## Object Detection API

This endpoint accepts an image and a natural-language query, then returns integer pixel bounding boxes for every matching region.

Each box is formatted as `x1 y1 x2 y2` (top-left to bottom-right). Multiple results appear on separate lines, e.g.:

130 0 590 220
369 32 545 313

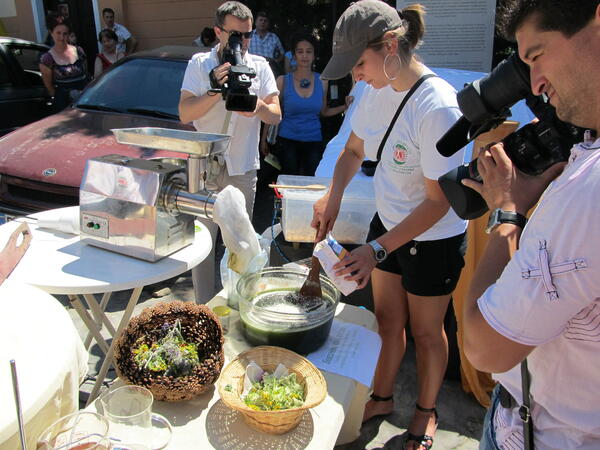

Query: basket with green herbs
114 301 224 401
218 346 327 434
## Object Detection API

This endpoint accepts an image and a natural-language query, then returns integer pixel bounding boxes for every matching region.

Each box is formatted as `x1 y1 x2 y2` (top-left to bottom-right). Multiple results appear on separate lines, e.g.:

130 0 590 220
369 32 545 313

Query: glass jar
235 267 340 354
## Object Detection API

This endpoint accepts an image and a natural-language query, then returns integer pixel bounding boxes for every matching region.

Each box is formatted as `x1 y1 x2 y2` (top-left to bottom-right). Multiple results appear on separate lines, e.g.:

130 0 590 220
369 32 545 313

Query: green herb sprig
133 319 200 377
244 372 305 411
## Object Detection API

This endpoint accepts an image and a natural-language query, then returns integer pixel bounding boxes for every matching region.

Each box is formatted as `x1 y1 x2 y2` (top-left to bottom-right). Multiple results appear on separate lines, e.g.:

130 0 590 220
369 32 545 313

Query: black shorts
366 213 467 296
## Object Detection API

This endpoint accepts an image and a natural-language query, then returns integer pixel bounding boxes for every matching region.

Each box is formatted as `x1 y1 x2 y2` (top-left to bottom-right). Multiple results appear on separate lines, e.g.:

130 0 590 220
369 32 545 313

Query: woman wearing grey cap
311 1 467 448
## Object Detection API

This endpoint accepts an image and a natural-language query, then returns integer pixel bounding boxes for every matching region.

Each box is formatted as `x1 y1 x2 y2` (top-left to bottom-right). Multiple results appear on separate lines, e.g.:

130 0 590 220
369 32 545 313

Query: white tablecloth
0 280 88 449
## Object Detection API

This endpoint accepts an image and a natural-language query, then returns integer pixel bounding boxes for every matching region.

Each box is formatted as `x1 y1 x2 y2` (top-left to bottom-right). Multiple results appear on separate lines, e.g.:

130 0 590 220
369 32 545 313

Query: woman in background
39 16 88 112
267 33 349 175
94 29 125 78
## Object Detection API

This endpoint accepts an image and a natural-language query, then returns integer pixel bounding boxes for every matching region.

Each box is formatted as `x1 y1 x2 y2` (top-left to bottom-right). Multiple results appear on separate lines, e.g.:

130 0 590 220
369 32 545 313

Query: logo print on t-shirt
393 143 409 165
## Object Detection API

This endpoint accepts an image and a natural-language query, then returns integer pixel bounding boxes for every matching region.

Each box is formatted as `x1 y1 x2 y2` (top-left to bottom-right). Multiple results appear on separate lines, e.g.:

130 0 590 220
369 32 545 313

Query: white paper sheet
307 319 381 387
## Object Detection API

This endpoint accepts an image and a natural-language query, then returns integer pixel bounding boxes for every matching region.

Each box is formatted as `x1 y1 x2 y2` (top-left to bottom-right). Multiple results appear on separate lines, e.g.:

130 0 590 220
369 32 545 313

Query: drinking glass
100 385 171 450
37 411 111 449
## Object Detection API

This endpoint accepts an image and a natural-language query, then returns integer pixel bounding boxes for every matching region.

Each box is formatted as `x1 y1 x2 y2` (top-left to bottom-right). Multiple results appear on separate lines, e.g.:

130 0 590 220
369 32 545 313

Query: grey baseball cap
322 0 403 80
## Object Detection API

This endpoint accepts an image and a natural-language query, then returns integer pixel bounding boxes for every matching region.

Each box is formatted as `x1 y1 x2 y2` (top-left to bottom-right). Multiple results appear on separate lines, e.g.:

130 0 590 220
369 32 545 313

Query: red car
0 46 197 221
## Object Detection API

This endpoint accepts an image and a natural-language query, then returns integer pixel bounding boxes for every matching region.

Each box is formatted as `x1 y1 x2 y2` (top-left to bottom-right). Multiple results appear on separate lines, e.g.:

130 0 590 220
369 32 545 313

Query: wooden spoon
299 255 322 299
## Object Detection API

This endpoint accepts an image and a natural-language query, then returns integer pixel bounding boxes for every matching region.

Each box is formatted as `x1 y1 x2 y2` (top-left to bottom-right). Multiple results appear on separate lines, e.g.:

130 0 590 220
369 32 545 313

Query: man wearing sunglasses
179 1 281 303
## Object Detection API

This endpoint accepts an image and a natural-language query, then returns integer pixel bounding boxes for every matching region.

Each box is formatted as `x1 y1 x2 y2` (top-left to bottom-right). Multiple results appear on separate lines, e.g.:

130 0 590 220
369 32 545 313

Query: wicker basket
218 346 327 434
114 301 224 402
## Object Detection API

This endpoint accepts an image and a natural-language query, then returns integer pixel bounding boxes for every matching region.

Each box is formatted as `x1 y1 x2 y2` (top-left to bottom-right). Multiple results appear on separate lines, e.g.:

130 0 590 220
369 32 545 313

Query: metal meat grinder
79 127 230 262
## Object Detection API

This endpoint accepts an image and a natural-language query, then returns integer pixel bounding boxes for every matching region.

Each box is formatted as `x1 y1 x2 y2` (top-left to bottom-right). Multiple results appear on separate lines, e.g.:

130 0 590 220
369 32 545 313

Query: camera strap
520 359 535 450
221 110 232 134
376 73 437 163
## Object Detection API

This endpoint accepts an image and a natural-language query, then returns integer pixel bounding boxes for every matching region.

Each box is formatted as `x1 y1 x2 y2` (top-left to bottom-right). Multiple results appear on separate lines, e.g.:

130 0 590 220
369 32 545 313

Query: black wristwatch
486 208 528 234
368 240 387 263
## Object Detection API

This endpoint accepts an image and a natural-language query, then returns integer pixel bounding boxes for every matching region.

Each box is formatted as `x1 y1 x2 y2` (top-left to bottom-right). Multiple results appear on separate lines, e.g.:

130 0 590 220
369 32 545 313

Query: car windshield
77 58 187 119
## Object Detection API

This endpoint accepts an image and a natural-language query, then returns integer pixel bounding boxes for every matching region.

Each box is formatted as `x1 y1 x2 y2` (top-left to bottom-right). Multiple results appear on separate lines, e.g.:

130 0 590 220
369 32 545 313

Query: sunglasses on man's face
218 27 252 39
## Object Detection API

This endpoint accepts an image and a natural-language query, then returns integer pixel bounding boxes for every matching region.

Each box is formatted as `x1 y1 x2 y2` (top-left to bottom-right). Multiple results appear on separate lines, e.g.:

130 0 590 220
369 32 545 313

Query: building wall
124 0 221 50
3 0 220 51
2 1 36 41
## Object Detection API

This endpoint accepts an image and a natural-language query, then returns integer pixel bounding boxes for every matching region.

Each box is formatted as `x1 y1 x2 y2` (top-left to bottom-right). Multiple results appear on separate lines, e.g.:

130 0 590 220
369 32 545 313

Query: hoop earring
383 53 402 81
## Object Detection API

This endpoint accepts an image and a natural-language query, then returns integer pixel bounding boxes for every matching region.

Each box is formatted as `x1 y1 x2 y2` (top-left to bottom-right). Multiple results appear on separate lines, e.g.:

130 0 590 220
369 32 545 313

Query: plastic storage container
277 175 375 244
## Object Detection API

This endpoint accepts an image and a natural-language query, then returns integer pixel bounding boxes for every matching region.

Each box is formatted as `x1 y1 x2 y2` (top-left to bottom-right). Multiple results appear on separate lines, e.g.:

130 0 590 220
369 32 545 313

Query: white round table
1 206 213 404
0 279 88 449
5 207 212 294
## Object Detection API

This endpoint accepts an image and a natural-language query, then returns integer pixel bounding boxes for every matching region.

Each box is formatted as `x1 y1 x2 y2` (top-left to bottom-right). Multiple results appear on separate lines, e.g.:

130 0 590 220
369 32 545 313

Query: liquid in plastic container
276 175 375 244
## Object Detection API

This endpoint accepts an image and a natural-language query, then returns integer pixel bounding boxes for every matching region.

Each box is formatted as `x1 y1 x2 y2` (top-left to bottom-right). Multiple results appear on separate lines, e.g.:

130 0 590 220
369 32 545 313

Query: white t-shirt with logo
351 70 467 241
180 45 279 176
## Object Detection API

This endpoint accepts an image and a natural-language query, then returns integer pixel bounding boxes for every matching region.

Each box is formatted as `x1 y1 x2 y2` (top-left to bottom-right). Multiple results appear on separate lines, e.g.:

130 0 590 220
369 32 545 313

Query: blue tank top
278 72 323 142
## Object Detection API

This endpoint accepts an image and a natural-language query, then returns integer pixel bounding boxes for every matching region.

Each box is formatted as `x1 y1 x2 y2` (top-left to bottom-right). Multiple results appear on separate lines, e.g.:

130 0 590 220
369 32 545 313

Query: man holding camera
461 1 600 448
179 1 280 305
179 1 281 218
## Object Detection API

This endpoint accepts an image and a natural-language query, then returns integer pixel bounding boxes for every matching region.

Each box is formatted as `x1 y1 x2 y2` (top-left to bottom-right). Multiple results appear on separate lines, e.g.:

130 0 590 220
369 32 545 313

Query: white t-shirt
180 45 279 176
351 70 467 241
111 23 131 53
478 140 600 449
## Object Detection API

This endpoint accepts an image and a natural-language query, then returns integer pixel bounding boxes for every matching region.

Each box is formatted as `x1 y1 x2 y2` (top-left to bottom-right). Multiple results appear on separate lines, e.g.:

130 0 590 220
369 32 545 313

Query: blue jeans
479 385 502 450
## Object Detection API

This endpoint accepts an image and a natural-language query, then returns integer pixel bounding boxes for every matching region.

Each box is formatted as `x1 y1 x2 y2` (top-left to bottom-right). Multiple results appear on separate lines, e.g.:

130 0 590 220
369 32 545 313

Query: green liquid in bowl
239 288 336 354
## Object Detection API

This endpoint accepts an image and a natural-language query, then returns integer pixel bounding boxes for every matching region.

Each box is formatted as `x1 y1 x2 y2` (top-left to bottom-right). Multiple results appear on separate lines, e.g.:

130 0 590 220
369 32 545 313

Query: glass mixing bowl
235 267 340 354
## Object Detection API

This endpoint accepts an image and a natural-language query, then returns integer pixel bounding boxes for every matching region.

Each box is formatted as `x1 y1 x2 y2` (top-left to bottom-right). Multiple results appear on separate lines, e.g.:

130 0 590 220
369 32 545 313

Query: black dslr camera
210 31 257 112
436 54 587 220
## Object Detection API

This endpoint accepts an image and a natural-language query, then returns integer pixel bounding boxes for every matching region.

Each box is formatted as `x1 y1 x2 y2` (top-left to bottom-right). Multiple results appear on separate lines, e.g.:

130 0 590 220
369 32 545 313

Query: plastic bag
220 233 270 309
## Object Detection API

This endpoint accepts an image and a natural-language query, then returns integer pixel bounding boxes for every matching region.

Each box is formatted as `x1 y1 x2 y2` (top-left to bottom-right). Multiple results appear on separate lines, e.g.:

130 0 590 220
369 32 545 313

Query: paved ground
54 180 485 449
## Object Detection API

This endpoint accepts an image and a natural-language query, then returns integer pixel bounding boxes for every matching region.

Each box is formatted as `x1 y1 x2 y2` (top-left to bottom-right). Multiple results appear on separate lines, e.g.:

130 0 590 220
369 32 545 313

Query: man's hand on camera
209 63 231 88
462 142 566 215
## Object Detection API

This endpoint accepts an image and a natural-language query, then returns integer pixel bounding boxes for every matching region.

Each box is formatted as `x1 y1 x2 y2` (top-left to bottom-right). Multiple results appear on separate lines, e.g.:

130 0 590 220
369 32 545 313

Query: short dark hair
497 0 600 40
98 28 118 43
102 8 115 16
256 11 268 20
215 1 253 28
201 26 216 44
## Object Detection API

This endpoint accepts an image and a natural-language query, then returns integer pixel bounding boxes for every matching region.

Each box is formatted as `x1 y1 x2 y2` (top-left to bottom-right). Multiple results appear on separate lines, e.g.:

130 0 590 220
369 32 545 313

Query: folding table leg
86 285 143 406
68 294 110 355
84 293 117 337
84 292 112 348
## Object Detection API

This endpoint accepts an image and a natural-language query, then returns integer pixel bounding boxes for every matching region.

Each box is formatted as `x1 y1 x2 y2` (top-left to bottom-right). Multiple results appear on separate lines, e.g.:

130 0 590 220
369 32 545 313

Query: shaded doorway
43 0 98 72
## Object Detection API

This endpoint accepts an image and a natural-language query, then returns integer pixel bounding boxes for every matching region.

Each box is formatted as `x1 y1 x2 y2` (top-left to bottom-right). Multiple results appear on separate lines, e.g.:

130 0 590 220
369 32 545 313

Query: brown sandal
404 404 439 450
